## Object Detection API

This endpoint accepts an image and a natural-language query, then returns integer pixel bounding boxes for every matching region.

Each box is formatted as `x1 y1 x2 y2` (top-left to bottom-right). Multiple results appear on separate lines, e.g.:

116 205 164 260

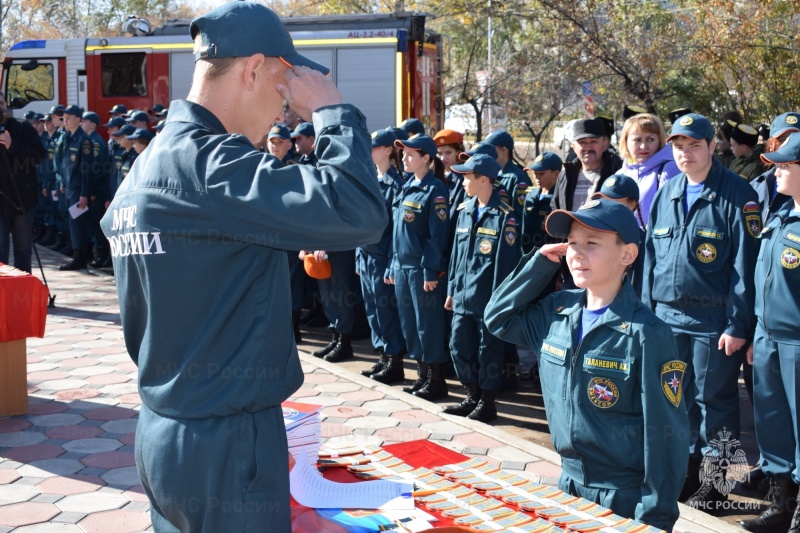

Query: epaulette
500 200 513 211
457 201 469 211
497 203 511 214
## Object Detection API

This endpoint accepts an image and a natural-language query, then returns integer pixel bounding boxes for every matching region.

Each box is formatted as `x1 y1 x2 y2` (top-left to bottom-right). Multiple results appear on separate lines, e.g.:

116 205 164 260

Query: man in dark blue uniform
291 121 317 166
521 152 561 254
100 3 386 532
81 111 111 267
57 105 94 271
642 113 761 509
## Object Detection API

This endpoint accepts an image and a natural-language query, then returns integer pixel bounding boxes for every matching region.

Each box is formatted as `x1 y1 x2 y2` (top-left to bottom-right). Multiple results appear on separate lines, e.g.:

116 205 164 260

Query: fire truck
1 12 443 134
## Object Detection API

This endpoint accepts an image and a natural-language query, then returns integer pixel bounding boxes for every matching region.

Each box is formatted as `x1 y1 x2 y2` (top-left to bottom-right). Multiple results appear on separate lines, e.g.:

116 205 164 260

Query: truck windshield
5 62 54 109
102 53 147 97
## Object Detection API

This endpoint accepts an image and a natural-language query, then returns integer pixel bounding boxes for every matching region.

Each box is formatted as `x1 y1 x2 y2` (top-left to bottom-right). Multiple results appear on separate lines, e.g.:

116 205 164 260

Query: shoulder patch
746 214 763 239
743 201 760 213
661 360 686 407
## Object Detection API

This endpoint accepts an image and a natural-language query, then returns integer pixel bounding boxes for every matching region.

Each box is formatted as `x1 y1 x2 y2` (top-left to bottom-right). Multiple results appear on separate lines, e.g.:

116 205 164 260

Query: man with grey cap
100 2 386 532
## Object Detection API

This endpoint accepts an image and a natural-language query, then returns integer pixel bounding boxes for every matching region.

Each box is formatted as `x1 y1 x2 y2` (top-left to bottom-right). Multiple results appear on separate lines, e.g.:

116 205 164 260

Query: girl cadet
738 133 800 533
359 129 407 384
386 134 451 400
617 113 680 227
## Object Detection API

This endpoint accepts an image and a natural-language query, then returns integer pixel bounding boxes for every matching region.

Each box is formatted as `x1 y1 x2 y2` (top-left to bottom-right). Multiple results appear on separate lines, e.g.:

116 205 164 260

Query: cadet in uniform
642 114 761 507
520 152 561 254
110 125 137 200
100 3 387 531
738 134 800 533
752 113 799 224
729 123 766 181
443 154 519 421
36 115 60 247
291 121 317 165
266 124 295 164
484 129 530 219
57 105 94 271
361 128 407 383
485 199 689 531
388 134 450 400
48 105 72 254
81 111 111 268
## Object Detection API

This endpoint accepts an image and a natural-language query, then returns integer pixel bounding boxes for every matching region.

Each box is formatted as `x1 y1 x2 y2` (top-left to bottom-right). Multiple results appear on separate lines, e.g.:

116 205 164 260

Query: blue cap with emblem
49 105 66 116
760 131 800 165
24 110 36 120
667 113 715 142
545 198 640 245
42 114 52 123
371 128 397 148
399 118 425 137
103 116 127 129
389 126 408 142
458 142 498 162
394 134 437 159
63 105 84 118
81 112 100 126
291 122 315 138
126 111 150 124
268 124 291 140
770 112 800 139
525 151 563 172
108 104 128 115
591 173 640 201
190 2 330 76
450 153 501 181
484 129 514 151
128 128 155 142
111 125 137 137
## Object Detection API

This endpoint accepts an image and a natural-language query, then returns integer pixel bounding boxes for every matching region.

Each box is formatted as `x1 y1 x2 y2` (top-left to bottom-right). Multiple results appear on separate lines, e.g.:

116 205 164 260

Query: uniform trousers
359 252 405 356
753 325 800 484
136 404 291 533
394 265 448 364
449 312 504 390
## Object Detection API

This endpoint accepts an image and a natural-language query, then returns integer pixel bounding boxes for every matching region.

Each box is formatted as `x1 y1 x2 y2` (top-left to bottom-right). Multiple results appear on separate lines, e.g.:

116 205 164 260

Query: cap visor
450 164 472 174
280 54 331 77
592 191 624 200
771 127 800 139
760 152 800 165
666 132 704 142
573 133 599 141
544 209 617 239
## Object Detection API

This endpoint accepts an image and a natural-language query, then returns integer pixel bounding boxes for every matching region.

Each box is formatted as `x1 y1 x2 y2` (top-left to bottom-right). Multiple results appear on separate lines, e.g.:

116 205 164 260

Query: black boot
401 362 429 393
442 384 481 416
685 481 728 515
38 225 57 246
742 464 770 495
372 354 405 384
468 389 498 422
414 363 449 401
739 478 798 532
789 490 800 533
362 348 386 377
291 310 303 344
679 456 703 502
325 333 354 362
313 331 339 358
59 248 86 271
89 249 109 268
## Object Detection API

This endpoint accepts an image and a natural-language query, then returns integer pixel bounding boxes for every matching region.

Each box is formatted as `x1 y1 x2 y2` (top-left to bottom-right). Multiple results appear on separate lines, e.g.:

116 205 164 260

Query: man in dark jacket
0 94 47 273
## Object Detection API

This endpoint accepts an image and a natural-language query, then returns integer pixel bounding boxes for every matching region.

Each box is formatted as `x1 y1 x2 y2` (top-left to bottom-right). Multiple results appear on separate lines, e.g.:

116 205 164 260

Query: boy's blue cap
108 104 127 115
450 153 501 180
770 112 800 139
458 142 498 162
525 152 563 172
190 2 330 76
389 126 408 141
592 173 640 201
42 114 53 123
546 198 640 245
111 125 137 137
128 128 155 142
667 113 714 142
103 116 127 129
155 119 167 132
484 130 514 151
24 111 37 120
267 124 291 140
154 108 168 118
371 128 397 148
399 118 425 136
150 104 166 114
395 133 437 159
760 132 800 165
126 111 150 124
291 122 315 138
49 105 66 115
81 112 100 125
63 105 84 117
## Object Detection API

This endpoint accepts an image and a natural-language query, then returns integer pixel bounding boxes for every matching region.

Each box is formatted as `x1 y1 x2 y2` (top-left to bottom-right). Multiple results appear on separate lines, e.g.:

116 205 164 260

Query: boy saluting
485 199 689 531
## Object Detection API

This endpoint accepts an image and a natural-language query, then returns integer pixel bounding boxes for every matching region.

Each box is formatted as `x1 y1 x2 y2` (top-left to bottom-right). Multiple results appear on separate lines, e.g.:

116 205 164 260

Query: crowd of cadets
28 104 167 270
22 99 799 527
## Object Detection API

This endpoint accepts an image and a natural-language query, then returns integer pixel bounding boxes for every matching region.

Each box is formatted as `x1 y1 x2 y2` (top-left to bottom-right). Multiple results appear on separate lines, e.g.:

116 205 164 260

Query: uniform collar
465 189 504 215
670 159 723 203
406 171 437 192
166 99 228 136
554 282 637 336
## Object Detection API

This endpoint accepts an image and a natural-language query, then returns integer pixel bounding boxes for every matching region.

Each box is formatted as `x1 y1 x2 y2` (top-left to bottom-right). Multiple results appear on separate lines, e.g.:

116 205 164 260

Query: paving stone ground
0 248 754 532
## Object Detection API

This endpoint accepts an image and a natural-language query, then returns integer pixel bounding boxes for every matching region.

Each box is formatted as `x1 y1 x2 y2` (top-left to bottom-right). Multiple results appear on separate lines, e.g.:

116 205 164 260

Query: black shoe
362 349 386 377
685 484 728 515
739 478 798 532
324 335 353 363
680 456 703 502
371 355 405 384
413 379 449 401
789 490 800 533
401 362 429 393
59 250 86 271
442 385 480 416
88 254 108 268
313 331 339 358
467 390 497 422
742 465 769 494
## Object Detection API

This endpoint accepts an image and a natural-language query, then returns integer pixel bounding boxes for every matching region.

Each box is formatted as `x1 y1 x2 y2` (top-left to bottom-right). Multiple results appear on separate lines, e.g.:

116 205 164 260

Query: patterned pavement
0 248 740 532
